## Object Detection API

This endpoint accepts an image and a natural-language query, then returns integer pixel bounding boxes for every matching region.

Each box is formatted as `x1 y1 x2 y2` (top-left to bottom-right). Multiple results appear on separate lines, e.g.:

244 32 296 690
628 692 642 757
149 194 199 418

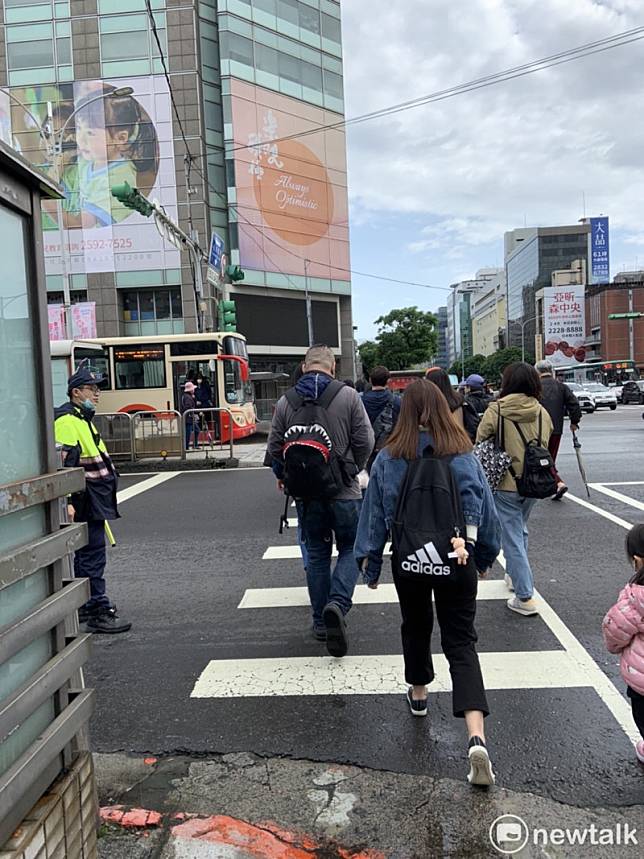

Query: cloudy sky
340 0 644 339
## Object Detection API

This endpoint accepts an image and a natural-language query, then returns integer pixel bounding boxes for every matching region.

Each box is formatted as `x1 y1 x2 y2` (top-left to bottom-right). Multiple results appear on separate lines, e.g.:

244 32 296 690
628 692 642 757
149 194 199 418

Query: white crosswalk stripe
263 542 392 560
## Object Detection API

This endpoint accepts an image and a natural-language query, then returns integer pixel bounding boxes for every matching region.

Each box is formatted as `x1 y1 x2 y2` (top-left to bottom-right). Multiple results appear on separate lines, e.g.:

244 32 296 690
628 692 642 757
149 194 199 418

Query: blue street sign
590 217 609 284
208 232 224 271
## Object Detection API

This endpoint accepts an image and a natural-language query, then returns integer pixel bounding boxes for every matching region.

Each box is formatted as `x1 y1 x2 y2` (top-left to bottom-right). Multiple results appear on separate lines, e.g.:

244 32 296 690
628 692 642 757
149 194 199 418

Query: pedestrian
343 379 356 389
602 524 644 765
54 367 131 633
195 373 213 409
534 360 581 500
181 381 199 449
267 344 374 654
354 380 501 786
464 374 492 416
426 367 480 441
476 363 553 617
362 365 400 472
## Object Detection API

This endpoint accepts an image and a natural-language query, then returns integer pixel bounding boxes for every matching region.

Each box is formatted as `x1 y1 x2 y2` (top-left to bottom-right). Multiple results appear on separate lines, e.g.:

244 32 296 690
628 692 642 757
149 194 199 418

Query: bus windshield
223 358 253 406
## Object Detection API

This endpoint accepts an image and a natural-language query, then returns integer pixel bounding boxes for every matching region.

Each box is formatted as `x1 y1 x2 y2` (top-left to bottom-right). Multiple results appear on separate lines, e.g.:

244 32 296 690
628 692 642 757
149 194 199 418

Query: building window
99 12 167 77
6 21 71 84
121 287 184 335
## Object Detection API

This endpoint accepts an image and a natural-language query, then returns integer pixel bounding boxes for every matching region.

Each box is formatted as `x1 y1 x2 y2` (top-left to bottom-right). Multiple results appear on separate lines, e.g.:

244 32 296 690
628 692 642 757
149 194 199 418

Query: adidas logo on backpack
401 541 453 576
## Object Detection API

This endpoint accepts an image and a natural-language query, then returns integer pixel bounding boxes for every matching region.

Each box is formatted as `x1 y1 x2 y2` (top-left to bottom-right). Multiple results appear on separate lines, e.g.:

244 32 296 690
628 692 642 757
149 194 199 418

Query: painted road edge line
496 551 640 744
191 650 588 698
588 483 644 513
117 473 179 504
565 491 633 531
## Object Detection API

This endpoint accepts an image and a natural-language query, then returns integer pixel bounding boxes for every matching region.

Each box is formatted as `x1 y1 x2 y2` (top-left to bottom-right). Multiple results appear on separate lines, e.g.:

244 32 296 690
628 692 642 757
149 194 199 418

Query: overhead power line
230 26 644 152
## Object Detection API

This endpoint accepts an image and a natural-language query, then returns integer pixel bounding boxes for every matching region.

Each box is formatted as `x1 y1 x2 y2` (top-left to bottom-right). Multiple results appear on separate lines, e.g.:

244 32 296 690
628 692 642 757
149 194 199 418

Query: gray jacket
267 378 375 500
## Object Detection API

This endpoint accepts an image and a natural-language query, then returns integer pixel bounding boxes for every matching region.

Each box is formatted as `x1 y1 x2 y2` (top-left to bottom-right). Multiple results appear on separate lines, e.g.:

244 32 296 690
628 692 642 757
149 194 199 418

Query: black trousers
627 686 644 739
393 563 489 718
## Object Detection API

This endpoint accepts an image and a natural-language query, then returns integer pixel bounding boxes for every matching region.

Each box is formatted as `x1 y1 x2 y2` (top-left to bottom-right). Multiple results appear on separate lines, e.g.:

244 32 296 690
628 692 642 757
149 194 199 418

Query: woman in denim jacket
355 381 501 786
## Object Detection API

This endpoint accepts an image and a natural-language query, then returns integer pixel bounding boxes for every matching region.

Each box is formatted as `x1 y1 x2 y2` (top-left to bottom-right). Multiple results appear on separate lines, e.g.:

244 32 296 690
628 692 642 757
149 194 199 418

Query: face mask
81 398 96 414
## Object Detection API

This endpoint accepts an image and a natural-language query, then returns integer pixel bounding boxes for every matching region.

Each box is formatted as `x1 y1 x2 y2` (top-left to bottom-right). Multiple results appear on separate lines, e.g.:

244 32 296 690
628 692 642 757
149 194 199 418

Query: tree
357 340 381 375
372 307 437 371
449 353 488 381
482 347 523 385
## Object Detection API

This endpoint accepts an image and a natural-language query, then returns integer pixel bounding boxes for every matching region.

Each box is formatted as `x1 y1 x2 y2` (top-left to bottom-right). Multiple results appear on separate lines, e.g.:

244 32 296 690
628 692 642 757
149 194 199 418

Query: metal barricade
254 398 277 422
132 410 182 460
181 408 235 462
94 412 135 462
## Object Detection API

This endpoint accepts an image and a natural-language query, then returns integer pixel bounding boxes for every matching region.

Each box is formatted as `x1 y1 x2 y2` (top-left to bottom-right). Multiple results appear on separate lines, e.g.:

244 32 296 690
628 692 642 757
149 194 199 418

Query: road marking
564 492 633 530
191 650 587 698
287 517 298 528
263 543 392 560
238 579 511 609
117 473 178 504
588 483 644 512
598 481 644 487
496 552 639 743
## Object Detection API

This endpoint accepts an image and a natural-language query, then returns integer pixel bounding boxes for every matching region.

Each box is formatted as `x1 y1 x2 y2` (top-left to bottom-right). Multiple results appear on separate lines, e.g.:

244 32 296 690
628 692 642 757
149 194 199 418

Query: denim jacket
354 434 501 584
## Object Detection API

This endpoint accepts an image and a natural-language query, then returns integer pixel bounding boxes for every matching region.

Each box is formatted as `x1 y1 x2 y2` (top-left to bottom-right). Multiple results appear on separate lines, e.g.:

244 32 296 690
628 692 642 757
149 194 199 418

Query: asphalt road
85 405 644 809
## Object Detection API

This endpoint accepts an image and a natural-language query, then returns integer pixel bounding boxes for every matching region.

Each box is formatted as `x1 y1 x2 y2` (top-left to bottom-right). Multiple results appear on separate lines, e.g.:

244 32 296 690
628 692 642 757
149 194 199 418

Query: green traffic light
110 182 153 217
218 299 237 332
226 265 245 282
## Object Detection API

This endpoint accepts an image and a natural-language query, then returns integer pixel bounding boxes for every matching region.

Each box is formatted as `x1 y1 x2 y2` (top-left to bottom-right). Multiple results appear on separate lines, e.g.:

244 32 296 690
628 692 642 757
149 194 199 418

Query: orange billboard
230 80 350 282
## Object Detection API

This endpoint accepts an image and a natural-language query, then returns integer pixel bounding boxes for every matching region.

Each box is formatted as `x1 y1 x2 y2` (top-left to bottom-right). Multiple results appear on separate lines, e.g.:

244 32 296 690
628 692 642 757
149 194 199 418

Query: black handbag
473 405 512 491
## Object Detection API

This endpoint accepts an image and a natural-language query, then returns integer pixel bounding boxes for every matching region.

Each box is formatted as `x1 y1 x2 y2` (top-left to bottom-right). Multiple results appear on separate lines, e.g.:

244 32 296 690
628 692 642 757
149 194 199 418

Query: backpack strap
316 378 345 408
285 388 304 409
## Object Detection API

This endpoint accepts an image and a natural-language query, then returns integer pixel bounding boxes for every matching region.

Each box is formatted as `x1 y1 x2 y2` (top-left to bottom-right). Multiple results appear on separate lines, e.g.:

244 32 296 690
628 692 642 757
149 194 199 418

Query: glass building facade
505 225 590 352
0 0 354 375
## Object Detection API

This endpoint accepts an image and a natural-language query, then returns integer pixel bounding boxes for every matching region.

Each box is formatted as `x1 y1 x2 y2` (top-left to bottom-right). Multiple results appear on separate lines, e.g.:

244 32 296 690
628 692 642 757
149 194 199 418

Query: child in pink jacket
602 524 644 765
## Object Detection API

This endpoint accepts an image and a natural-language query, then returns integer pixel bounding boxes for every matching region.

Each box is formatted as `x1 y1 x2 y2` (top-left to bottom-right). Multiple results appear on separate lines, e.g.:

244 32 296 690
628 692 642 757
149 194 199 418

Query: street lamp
451 282 483 381
0 85 134 333
513 314 539 363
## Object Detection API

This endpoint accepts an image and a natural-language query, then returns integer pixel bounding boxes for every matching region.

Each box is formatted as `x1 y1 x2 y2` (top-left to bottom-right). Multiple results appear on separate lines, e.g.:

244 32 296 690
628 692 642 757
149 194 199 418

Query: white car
566 382 595 414
583 383 617 410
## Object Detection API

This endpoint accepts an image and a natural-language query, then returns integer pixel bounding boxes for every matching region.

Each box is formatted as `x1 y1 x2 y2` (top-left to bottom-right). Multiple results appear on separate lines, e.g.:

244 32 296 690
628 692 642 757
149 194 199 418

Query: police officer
55 366 131 634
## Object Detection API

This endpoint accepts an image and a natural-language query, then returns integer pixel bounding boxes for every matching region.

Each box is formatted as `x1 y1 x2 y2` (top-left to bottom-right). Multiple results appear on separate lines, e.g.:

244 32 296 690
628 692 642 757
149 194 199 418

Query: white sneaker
504 573 514 592
467 737 495 786
506 596 539 616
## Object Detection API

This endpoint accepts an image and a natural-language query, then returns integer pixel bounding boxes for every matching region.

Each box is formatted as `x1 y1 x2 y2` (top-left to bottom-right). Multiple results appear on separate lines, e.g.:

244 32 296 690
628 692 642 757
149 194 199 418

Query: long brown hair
387 380 473 460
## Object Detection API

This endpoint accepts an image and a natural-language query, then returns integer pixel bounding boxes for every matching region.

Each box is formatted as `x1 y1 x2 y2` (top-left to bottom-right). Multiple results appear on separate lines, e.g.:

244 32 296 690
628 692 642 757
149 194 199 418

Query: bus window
51 357 70 404
223 335 248 359
114 346 166 389
75 346 110 387
223 359 252 405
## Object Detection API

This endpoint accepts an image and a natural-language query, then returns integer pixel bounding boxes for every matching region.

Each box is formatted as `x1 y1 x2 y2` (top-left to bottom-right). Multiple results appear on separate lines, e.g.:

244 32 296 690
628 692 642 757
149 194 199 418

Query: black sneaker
312 625 327 642
86 607 132 634
406 687 427 717
467 736 495 786
322 602 348 657
78 606 96 624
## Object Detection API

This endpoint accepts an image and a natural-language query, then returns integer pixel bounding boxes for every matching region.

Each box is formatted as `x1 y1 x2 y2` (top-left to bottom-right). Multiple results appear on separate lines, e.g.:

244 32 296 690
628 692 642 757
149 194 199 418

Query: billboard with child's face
4 76 180 273
230 79 350 283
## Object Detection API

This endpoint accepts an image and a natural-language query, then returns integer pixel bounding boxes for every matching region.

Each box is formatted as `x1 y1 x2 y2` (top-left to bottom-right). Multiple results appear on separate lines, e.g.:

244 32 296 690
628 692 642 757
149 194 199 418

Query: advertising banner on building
229 80 350 283
543 285 587 366
6 76 180 275
47 302 97 340
589 216 610 284
48 304 66 341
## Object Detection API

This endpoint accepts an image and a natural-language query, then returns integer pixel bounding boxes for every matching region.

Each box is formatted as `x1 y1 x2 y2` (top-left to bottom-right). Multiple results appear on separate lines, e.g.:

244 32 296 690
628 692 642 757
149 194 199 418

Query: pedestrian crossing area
190 511 639 745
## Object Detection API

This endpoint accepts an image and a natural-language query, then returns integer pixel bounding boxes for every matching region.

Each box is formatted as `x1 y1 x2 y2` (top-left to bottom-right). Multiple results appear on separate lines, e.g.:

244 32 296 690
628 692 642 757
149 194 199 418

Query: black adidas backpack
281 379 346 501
506 412 557 499
391 447 473 581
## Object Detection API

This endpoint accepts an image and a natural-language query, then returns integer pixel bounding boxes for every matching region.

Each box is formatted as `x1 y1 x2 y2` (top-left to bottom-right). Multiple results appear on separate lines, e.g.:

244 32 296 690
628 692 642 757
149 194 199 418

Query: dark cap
67 367 107 395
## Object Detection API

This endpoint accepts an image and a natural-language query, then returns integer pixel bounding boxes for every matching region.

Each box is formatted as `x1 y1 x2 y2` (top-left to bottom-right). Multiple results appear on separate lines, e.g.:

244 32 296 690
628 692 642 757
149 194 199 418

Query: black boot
86 607 132 634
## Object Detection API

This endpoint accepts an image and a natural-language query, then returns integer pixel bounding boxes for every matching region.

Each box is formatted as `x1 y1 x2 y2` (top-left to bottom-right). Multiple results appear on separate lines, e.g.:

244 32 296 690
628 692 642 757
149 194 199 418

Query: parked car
566 382 596 414
622 380 644 405
584 383 618 410
609 384 624 403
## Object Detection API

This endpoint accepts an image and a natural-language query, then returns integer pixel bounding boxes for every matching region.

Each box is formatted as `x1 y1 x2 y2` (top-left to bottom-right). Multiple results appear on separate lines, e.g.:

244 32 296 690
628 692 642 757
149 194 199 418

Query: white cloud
341 0 644 263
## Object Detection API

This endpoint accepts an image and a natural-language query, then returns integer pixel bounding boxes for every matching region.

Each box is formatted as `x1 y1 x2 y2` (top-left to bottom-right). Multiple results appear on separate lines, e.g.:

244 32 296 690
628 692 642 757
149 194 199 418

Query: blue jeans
494 490 537 600
185 419 199 449
296 499 362 628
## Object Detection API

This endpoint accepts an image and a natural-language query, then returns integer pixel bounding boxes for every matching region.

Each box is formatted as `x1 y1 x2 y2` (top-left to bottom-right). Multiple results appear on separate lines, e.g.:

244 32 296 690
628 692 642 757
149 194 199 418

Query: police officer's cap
67 367 107 395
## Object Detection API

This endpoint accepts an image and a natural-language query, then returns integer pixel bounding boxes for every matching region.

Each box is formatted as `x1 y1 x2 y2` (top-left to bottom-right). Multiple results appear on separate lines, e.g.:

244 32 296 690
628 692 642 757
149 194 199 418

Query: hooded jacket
476 394 553 493
54 402 119 521
602 582 644 696
266 371 375 500
361 388 401 426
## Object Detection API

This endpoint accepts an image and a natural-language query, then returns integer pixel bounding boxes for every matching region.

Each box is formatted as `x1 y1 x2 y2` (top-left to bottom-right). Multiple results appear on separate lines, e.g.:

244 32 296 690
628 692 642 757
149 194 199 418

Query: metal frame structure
0 141 95 848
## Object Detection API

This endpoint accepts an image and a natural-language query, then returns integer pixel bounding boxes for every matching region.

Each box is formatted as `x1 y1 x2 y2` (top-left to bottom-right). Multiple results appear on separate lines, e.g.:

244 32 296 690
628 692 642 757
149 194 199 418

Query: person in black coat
535 360 582 499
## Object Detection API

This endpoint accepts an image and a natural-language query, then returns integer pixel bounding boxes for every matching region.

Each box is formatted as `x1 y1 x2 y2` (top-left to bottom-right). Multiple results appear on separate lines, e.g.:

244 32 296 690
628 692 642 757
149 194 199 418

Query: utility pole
304 258 314 346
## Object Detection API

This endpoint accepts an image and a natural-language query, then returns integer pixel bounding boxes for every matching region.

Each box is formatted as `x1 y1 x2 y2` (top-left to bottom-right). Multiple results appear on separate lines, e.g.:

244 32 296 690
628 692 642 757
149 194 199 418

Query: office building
0 0 354 376
585 275 644 371
504 224 590 354
470 268 506 357
447 269 503 369
435 305 448 368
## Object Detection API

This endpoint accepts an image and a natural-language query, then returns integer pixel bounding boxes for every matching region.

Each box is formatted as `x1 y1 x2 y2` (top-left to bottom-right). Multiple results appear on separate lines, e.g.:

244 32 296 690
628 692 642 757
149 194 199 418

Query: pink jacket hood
602 582 644 696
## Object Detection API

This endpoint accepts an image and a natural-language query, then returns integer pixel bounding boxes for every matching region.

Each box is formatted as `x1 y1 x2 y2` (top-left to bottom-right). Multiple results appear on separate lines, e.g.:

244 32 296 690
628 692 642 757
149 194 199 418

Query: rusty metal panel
0 525 87 592
0 470 85 518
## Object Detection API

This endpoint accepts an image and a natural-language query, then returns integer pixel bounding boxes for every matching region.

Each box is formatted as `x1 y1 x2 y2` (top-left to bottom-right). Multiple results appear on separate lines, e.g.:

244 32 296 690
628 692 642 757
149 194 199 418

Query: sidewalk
95 751 642 858
118 439 268 472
